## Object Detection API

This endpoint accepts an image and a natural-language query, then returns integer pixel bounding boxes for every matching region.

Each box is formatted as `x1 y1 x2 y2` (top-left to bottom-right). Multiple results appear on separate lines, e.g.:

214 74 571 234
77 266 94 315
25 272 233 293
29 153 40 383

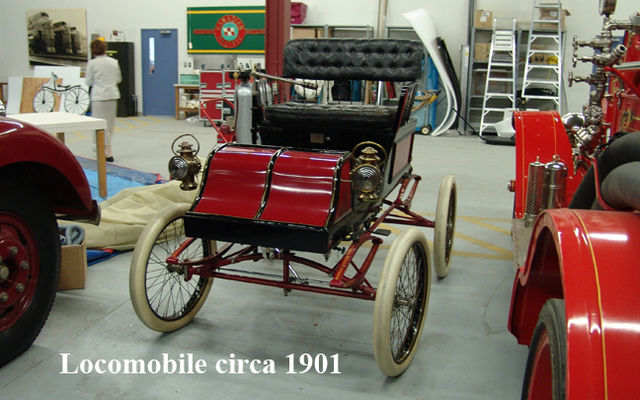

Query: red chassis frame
166 173 434 301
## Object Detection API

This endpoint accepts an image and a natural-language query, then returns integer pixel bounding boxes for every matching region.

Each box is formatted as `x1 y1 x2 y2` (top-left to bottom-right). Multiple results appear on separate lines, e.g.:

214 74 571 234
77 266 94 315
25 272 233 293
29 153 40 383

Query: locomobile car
129 38 457 376
0 108 100 366
507 0 640 398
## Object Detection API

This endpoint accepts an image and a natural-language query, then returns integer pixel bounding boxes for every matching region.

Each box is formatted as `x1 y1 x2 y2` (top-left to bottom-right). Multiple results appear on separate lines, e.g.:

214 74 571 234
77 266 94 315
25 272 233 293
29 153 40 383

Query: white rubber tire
433 175 457 278
373 228 431 376
129 203 213 332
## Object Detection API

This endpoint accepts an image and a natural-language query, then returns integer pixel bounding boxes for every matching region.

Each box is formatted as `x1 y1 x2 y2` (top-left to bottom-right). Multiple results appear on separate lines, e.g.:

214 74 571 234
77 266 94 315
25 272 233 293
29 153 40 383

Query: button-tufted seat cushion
260 39 423 151
282 39 424 82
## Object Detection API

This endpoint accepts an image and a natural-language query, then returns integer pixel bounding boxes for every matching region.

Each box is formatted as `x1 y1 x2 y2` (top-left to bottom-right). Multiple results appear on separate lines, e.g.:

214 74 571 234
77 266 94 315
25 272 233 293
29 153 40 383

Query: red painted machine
0 111 99 366
129 39 458 376
507 1 640 397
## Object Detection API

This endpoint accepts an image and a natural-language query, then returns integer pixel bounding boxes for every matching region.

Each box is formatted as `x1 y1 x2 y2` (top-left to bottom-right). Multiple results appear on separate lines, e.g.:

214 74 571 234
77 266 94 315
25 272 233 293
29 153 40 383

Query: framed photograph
26 9 88 67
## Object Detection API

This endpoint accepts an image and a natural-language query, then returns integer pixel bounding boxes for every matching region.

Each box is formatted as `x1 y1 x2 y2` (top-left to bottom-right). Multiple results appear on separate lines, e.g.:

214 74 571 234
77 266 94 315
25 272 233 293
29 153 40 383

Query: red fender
0 118 98 219
509 208 640 398
512 111 584 218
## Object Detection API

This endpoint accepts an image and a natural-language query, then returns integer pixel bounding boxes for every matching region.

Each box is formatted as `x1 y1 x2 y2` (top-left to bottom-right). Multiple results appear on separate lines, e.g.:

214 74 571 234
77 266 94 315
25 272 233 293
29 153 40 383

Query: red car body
0 117 98 366
507 7 640 398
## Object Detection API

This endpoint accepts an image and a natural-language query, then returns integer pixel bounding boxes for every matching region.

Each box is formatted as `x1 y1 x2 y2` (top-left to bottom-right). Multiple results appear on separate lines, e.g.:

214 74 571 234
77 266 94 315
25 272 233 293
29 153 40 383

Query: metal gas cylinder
542 158 567 210
235 80 253 144
524 159 545 226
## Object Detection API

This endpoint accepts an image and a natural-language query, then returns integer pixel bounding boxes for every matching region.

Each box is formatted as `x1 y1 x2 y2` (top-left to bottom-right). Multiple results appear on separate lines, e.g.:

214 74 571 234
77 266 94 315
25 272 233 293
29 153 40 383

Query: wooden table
10 112 108 198
174 84 200 119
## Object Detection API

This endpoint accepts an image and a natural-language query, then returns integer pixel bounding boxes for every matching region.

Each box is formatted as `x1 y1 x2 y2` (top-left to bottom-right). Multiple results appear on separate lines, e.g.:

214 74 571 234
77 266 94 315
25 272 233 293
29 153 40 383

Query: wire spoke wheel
33 89 55 113
434 175 457 278
63 87 90 114
130 203 213 332
374 228 431 376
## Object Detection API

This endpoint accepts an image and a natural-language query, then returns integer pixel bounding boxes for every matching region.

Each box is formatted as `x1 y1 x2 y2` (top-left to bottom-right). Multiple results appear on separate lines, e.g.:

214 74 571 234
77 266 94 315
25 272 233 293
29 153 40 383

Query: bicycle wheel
433 175 457 278
129 203 213 332
33 90 55 113
373 228 431 376
64 87 90 114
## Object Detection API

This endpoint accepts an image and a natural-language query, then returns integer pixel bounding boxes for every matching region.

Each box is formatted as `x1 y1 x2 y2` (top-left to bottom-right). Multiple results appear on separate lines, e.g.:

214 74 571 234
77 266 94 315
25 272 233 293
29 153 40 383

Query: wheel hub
0 213 38 328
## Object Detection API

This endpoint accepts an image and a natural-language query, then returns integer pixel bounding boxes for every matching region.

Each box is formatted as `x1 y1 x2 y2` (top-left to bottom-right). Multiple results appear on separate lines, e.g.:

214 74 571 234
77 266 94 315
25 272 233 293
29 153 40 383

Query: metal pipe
376 0 388 38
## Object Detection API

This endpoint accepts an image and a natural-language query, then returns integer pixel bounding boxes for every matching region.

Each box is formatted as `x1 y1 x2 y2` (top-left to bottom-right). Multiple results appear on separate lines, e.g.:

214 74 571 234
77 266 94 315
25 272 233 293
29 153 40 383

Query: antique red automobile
507 0 640 398
129 39 457 376
0 108 100 366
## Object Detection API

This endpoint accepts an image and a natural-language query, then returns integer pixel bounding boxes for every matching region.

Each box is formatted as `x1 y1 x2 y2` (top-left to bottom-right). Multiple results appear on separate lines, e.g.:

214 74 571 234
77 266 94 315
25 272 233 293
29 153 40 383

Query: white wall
1 0 637 115
477 0 639 114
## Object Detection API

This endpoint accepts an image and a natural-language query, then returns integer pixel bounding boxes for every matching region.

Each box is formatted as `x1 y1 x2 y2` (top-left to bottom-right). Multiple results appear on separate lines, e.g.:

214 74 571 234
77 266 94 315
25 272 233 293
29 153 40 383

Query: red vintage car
0 110 99 366
507 0 640 397
129 38 457 376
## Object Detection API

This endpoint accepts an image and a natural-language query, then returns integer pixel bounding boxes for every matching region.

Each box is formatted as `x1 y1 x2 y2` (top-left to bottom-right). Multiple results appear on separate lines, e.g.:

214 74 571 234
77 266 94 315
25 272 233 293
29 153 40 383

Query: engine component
542 158 567 210
524 159 545 226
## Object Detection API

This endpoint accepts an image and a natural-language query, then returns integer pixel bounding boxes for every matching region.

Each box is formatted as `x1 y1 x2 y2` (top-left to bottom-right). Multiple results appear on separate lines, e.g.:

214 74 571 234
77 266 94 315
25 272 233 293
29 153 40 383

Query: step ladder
479 18 517 138
521 0 563 112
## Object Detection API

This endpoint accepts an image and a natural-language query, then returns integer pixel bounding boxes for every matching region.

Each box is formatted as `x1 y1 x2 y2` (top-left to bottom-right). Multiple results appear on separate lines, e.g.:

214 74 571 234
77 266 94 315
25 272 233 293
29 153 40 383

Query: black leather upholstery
260 38 423 151
282 39 424 82
265 102 398 130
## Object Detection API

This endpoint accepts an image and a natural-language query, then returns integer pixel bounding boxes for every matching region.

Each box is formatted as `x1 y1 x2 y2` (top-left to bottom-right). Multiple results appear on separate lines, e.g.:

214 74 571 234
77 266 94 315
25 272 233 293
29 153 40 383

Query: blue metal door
141 29 177 115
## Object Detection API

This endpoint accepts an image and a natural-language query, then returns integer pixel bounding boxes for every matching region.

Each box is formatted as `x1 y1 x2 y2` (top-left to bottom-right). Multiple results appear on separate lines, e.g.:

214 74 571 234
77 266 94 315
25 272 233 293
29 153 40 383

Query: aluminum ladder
521 0 563 112
479 18 517 138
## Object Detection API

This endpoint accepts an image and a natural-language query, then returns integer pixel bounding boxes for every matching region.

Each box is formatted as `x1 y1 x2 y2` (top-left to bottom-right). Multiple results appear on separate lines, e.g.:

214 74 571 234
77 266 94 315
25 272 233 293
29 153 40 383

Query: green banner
187 6 265 54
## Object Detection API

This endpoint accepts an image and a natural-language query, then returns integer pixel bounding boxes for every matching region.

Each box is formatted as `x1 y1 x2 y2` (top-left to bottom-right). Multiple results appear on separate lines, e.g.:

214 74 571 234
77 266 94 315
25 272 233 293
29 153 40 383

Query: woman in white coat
86 38 121 162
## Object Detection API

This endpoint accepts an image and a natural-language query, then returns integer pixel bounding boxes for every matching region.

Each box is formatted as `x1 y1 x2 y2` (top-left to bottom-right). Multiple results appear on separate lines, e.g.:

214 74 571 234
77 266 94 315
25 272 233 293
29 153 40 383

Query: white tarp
404 8 458 136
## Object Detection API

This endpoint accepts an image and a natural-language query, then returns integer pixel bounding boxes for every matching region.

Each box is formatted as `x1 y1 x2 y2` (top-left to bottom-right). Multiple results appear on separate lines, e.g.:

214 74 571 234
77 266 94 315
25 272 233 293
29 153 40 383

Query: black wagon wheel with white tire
64 87 90 115
521 298 567 400
433 175 457 278
0 182 60 367
129 203 213 332
373 228 431 377
33 89 55 113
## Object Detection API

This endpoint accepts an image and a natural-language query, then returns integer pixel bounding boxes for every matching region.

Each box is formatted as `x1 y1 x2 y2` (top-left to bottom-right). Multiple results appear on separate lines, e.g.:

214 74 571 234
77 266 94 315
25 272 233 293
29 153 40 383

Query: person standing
86 38 121 162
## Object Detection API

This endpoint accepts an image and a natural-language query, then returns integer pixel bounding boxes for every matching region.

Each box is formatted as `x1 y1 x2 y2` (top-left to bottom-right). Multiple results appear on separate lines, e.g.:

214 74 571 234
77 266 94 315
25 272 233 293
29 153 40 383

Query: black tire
0 183 60 367
521 298 567 400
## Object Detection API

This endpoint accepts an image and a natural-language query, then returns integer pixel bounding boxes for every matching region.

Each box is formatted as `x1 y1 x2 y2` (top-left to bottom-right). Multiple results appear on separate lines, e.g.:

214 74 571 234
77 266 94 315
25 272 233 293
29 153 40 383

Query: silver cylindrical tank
524 159 545 226
235 81 253 144
542 159 567 210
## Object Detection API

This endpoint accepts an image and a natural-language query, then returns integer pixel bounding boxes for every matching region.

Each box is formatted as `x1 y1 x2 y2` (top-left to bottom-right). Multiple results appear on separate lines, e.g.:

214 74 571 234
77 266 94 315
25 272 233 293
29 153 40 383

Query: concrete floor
0 116 527 399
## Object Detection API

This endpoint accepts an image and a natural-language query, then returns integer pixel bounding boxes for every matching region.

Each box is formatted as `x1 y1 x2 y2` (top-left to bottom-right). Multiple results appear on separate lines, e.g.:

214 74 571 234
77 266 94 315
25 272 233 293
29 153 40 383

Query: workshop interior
0 0 639 398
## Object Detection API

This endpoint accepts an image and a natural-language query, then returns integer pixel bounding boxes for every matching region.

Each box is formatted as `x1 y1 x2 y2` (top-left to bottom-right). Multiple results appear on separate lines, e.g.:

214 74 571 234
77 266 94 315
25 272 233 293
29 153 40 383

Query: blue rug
76 156 165 200
73 157 165 265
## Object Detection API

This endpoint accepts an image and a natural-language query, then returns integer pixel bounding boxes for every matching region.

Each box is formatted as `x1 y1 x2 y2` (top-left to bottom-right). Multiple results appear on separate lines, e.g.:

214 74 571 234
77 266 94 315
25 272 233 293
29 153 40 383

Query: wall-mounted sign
187 6 265 54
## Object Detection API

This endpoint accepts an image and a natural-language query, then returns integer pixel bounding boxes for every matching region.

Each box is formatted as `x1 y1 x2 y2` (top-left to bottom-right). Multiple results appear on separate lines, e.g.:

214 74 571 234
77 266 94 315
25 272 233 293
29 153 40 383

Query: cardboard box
474 10 493 29
474 42 491 62
58 238 87 290
537 8 569 30
291 27 332 39
291 27 317 39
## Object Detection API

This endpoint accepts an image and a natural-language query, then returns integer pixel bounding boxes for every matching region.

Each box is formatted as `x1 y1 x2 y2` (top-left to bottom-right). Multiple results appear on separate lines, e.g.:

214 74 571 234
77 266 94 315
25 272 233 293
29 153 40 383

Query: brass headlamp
351 141 387 202
168 134 202 191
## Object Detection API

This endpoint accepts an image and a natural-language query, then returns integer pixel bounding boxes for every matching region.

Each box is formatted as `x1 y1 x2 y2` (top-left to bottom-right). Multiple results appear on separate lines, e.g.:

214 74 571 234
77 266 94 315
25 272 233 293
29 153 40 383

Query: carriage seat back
282 38 424 82
260 39 424 151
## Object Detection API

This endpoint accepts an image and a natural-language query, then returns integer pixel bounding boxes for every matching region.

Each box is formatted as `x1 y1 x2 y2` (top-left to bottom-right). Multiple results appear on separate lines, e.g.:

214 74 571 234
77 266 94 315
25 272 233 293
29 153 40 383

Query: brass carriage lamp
351 142 387 202
168 140 201 191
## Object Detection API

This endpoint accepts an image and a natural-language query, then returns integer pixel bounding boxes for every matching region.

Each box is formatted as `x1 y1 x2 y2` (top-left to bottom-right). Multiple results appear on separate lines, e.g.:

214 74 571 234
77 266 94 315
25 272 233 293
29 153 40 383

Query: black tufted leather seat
259 39 424 151
282 39 424 82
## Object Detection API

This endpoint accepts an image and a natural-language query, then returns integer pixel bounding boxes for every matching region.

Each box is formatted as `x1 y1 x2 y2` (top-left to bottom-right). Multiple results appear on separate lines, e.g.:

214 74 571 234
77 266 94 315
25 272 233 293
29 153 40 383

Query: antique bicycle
33 72 90 114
